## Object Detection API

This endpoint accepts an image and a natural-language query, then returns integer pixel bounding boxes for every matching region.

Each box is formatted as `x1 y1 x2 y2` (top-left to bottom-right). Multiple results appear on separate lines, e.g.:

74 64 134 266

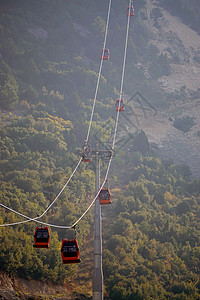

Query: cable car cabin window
62 241 78 257
33 227 50 248
101 49 109 60
115 99 125 111
99 189 110 200
35 229 49 242
126 5 134 16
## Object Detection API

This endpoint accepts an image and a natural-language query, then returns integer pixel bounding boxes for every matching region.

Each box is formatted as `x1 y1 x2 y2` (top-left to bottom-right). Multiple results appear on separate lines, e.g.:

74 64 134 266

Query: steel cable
0 0 132 229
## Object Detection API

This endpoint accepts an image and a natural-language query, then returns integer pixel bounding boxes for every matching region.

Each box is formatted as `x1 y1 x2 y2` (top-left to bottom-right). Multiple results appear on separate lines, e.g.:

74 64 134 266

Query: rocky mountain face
123 0 200 178
0 271 77 300
0 1 200 299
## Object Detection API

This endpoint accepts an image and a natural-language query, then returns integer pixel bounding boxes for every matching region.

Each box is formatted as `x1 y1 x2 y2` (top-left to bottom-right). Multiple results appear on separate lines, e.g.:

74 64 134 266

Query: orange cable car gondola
82 146 93 162
98 188 111 205
126 5 135 16
33 227 50 248
61 238 81 264
115 99 125 111
101 48 110 60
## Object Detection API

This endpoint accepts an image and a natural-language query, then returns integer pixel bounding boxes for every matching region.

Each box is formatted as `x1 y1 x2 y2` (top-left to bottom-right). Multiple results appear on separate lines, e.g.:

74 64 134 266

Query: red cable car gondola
101 49 110 60
126 5 135 16
33 227 50 248
115 99 125 111
98 188 111 205
61 238 81 264
82 146 93 162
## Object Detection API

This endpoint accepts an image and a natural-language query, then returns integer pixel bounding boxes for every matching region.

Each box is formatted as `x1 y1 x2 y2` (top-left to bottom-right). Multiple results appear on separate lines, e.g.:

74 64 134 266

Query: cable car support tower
93 144 113 300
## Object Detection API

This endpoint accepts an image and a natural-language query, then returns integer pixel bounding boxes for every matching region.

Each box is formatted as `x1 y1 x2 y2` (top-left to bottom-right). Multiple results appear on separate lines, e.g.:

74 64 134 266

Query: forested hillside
0 0 200 299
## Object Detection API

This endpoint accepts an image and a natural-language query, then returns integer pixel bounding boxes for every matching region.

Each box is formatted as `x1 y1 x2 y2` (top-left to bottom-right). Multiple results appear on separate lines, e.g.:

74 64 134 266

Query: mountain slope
0 0 200 299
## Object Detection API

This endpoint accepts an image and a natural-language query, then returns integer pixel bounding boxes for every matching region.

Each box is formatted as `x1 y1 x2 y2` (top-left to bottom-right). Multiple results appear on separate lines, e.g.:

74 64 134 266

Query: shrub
173 116 195 133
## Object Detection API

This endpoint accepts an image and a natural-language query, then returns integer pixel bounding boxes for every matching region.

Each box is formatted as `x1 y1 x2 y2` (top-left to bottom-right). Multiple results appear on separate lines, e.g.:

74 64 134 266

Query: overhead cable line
0 0 132 229
0 157 82 228
0 202 71 229
0 161 111 229
62 0 132 225
71 154 112 227
85 0 112 144
55 0 132 228
112 0 131 150
0 0 113 228
39 158 82 218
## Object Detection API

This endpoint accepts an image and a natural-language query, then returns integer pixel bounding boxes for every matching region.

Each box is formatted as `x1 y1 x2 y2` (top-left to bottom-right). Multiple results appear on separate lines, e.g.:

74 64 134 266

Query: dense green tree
0 1 199 298
0 73 18 109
